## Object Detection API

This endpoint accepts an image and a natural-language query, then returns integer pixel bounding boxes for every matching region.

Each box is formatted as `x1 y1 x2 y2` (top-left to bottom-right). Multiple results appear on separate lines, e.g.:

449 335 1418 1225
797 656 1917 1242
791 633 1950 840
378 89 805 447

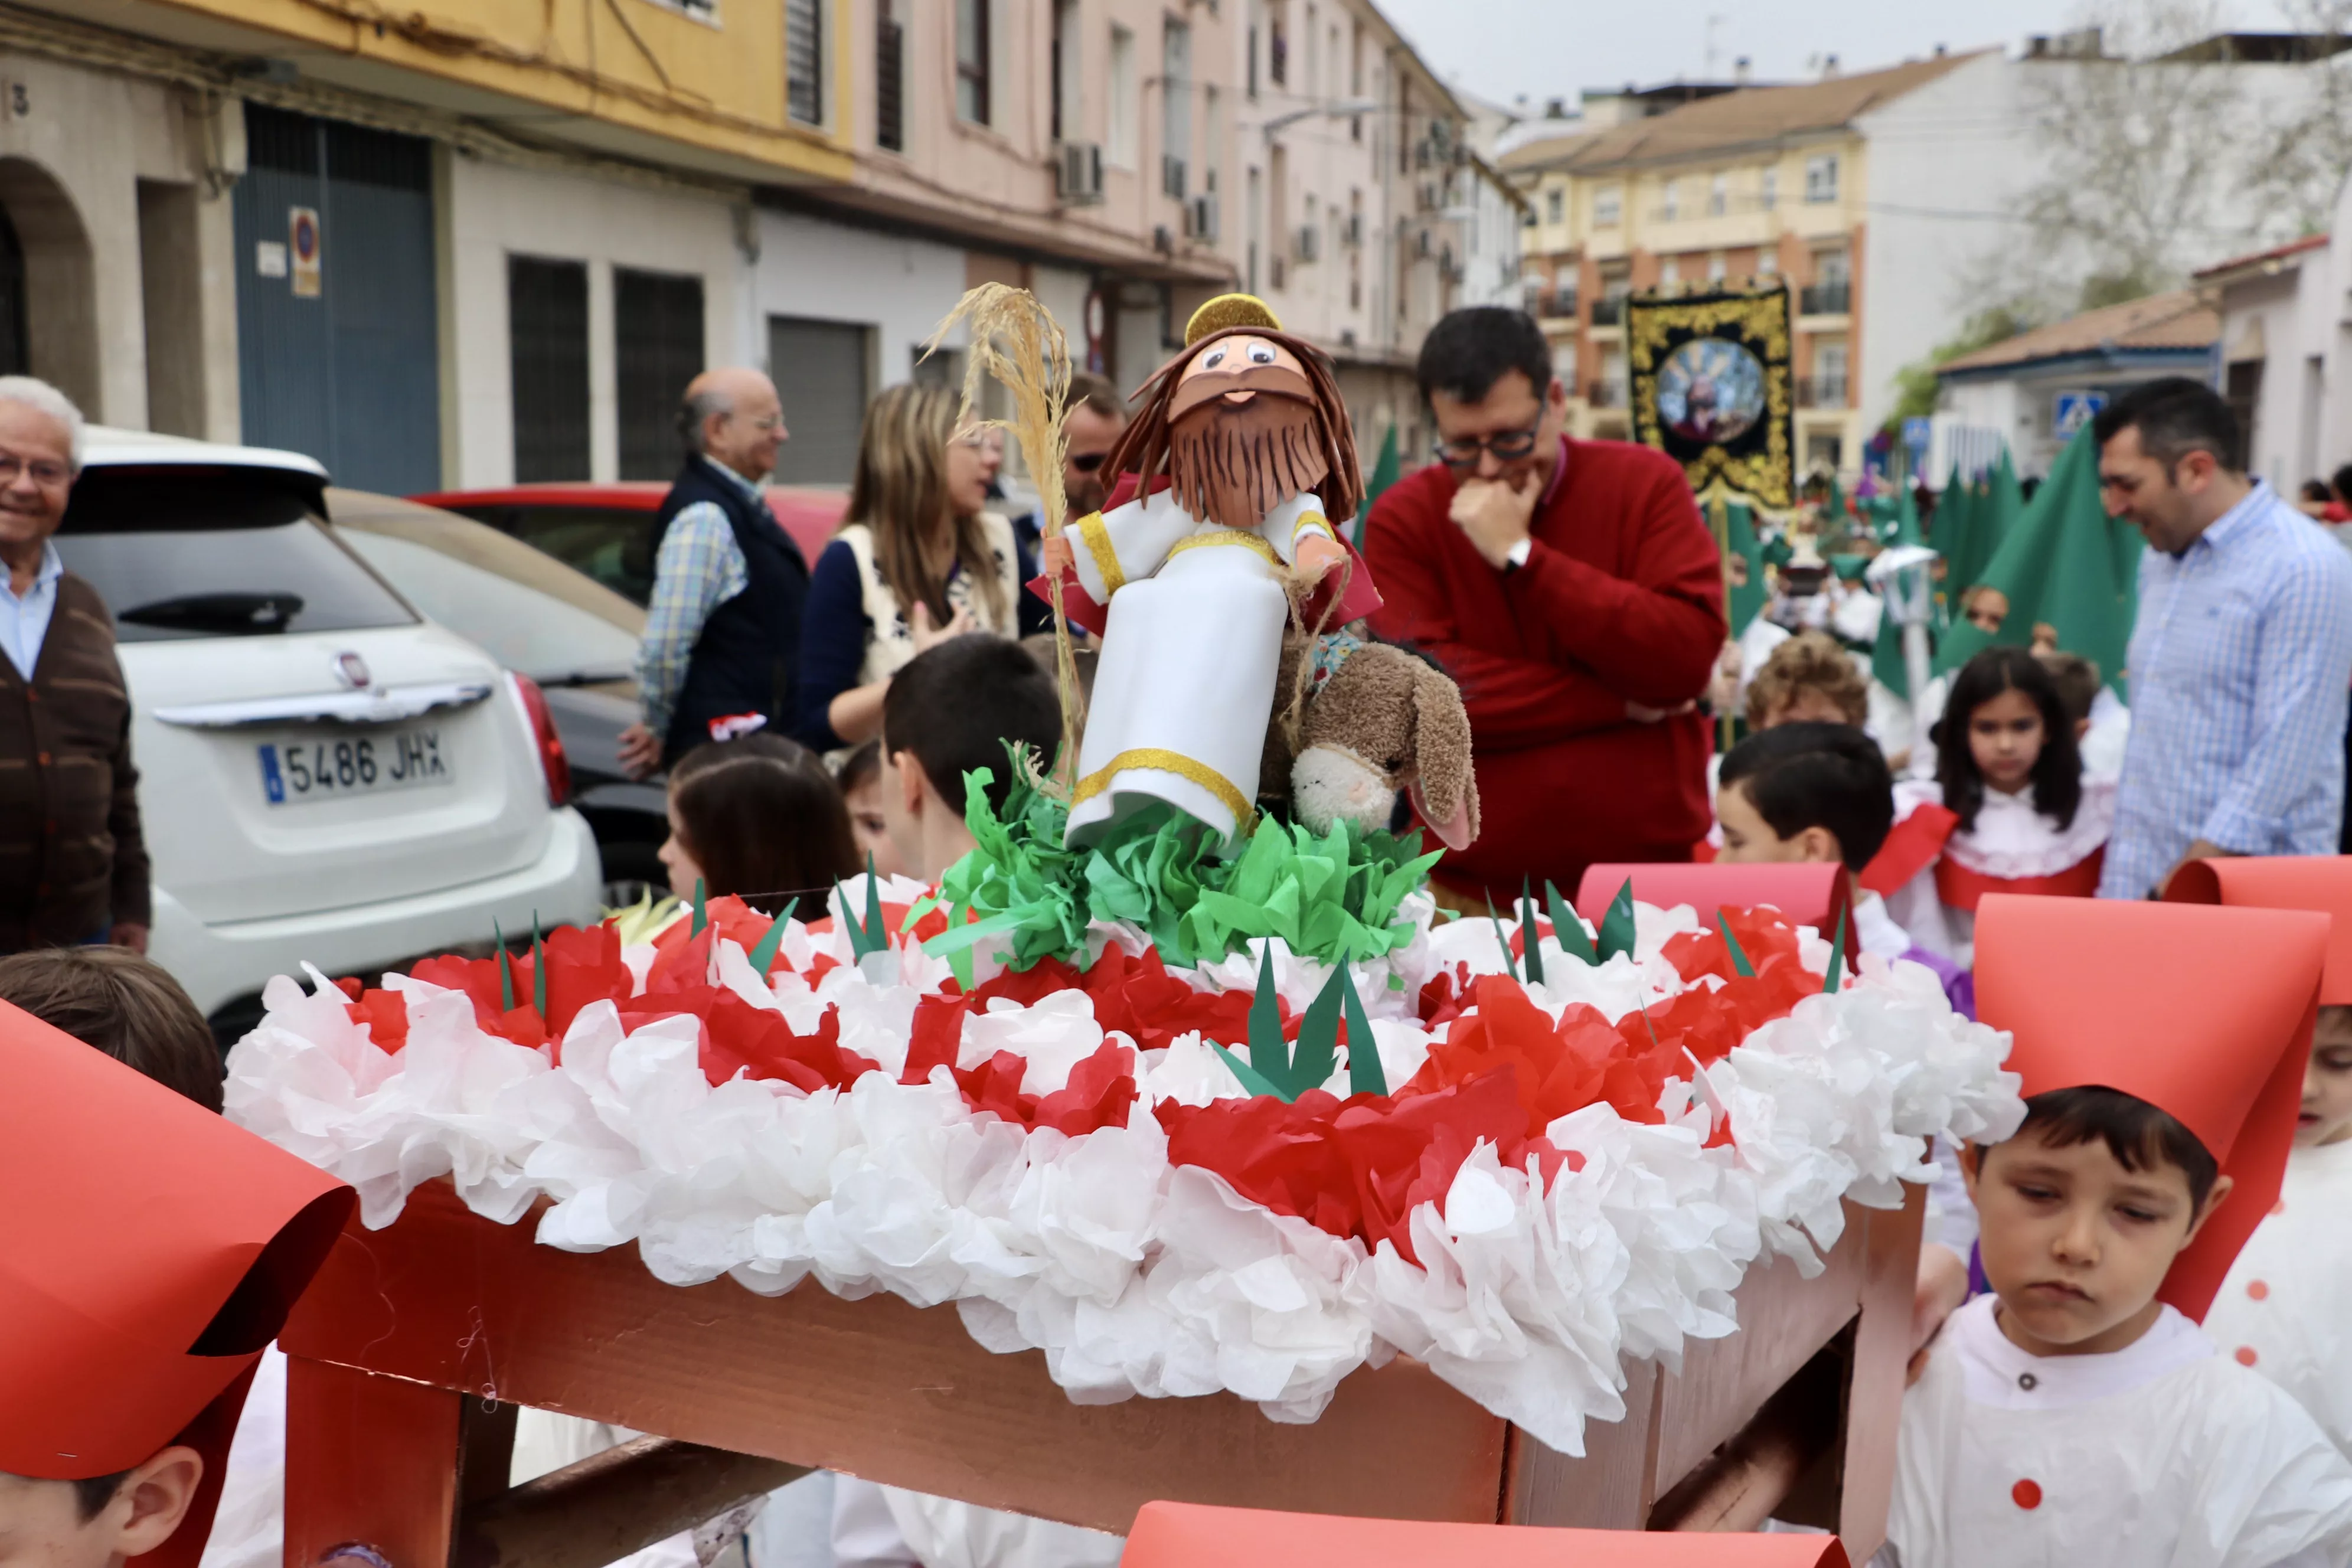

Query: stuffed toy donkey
1262 636 1481 850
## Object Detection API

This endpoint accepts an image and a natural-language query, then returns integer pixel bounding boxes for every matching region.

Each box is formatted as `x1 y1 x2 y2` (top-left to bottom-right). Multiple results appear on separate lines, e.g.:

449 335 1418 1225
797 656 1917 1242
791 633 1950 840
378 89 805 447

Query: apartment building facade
1503 55 1972 477
2 0 1495 495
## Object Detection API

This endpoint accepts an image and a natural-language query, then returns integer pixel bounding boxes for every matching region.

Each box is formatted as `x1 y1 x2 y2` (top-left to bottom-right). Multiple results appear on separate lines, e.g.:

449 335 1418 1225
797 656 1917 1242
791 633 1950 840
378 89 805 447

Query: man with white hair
616 367 807 777
0 376 148 953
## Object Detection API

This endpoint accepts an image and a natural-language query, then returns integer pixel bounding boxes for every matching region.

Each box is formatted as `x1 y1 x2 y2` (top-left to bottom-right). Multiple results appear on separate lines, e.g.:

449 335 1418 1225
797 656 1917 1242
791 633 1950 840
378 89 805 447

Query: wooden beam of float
279 1178 1920 1566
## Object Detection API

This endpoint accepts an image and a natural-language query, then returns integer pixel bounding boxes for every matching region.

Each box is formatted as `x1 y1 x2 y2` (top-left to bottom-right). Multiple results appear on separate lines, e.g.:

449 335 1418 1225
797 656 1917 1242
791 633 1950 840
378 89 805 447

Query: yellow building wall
156 0 854 181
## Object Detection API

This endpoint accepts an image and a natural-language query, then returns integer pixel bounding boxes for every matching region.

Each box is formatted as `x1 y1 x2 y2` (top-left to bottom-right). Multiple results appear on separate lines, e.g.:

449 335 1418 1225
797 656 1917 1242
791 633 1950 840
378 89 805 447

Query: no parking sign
289 206 322 299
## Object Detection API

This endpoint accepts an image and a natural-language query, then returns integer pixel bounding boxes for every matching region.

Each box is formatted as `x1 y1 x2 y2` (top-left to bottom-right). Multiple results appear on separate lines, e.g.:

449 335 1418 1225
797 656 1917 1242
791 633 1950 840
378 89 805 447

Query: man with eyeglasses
0 377 149 955
619 367 809 777
1363 307 1727 902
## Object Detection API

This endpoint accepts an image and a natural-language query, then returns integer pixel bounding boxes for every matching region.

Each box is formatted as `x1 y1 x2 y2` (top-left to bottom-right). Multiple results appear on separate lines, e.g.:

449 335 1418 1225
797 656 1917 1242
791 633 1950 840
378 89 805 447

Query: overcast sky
1376 0 2298 111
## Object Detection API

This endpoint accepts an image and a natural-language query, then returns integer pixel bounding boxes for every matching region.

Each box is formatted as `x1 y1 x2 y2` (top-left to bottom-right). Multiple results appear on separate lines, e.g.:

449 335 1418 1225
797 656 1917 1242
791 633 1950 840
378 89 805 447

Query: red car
410 482 848 607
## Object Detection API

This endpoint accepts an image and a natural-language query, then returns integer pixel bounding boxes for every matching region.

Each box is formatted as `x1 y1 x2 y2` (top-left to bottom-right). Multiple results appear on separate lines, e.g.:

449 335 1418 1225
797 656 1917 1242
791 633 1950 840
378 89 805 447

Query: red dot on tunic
2237 1346 2259 1367
2013 1479 2043 1510
2248 1280 2271 1301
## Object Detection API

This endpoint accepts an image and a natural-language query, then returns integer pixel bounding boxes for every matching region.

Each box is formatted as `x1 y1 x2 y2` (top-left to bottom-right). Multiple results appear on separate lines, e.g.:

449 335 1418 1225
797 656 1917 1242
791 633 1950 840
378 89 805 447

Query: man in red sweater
1366 308 1726 900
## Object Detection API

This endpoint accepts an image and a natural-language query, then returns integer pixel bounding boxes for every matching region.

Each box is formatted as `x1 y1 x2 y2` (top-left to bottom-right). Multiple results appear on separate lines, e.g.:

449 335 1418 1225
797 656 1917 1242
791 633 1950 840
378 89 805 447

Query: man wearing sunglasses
1063 371 1129 520
1363 307 1727 903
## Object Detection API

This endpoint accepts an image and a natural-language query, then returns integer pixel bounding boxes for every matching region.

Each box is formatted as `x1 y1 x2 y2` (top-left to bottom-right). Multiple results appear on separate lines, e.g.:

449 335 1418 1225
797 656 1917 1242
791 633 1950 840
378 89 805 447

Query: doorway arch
0 157 97 413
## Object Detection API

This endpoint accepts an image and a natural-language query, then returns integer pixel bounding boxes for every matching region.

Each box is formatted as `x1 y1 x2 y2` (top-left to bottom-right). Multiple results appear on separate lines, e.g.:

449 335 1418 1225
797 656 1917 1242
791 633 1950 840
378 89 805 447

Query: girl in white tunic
1876 648 2112 968
1886 896 2352 1568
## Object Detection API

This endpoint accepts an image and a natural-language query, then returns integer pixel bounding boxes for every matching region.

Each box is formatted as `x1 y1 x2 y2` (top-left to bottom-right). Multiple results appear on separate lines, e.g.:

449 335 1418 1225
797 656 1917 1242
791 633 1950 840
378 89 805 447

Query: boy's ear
1794 824 1844 865
1958 1142 1983 1203
109 1445 204 1559
2183 1172 2235 1249
892 749 928 816
2075 717 2092 743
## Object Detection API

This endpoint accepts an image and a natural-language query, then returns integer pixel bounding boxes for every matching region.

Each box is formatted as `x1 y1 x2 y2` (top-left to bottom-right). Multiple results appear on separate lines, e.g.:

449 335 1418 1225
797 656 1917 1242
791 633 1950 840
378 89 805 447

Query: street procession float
224 289 2021 1567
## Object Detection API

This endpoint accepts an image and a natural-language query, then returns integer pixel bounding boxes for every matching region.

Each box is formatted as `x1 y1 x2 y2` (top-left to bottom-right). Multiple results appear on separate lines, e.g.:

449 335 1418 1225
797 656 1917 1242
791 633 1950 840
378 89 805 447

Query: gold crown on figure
1184 293 1283 346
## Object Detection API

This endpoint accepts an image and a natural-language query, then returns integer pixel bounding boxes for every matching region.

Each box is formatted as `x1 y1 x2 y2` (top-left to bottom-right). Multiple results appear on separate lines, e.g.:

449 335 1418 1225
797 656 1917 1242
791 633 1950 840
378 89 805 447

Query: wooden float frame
277 1178 1920 1567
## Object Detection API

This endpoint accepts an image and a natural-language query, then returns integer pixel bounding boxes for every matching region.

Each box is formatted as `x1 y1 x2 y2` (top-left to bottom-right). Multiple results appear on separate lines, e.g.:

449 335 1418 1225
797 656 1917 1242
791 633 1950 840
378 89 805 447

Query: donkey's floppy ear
1403 661 1479 851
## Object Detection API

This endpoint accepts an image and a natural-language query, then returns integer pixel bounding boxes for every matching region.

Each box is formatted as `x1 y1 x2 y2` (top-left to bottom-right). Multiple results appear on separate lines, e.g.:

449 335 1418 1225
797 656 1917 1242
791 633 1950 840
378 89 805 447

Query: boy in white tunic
1885 894 2352 1568
1043 294 1362 851
2174 857 2352 1459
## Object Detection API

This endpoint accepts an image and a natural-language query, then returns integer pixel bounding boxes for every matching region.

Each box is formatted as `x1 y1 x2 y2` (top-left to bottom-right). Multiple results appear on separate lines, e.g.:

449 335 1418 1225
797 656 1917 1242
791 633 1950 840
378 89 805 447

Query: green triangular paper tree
1933 429 2141 694
1723 499 1768 635
1355 424 1401 549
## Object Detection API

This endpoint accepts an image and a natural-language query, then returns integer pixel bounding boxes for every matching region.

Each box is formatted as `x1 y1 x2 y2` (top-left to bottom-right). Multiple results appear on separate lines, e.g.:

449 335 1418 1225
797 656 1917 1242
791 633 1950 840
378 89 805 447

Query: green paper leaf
1716 910 1756 978
1212 1040 1289 1101
531 911 547 1017
1340 963 1386 1097
747 907 790 976
1294 966 1344 1093
494 919 515 1013
692 877 707 937
1519 878 1545 987
862 852 886 949
1247 945 1291 1093
1484 893 1522 983
1545 880 1598 965
1597 878 1638 963
1824 909 1848 994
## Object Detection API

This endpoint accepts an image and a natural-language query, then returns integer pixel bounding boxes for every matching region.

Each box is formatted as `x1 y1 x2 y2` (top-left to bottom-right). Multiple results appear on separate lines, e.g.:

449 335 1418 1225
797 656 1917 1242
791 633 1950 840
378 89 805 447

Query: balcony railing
1537 286 1579 319
1590 295 1626 327
1587 378 1626 409
1799 281 1851 316
1797 375 1850 409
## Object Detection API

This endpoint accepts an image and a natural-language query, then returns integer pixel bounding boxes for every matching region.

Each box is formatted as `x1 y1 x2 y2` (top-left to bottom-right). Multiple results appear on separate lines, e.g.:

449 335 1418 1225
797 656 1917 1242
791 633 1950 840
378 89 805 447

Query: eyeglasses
1434 421 1544 469
0 454 70 488
1070 452 1110 473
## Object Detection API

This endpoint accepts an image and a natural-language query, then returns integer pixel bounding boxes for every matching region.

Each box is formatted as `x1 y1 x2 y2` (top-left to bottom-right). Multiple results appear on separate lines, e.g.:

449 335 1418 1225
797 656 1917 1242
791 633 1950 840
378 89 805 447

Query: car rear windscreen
58 466 417 643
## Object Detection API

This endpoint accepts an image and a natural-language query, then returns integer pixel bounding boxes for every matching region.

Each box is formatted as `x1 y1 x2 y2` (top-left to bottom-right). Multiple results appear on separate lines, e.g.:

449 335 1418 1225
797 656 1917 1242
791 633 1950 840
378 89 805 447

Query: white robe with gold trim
1062 486 1337 848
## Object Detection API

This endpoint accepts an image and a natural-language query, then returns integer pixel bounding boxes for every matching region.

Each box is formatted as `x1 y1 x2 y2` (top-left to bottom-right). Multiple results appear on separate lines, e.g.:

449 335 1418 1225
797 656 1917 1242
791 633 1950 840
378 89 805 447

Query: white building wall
442 155 750 488
2226 269 2315 492
753 207 969 391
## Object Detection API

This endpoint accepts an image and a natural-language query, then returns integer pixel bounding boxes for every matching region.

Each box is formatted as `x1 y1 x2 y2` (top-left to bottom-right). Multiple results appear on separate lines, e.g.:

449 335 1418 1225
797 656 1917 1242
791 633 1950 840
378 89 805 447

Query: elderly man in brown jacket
0 378 147 952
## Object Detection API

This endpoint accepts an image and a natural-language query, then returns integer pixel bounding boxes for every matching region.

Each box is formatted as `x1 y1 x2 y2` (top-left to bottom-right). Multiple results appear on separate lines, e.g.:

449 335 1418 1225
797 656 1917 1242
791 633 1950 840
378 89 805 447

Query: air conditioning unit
1185 194 1219 243
1160 153 1188 201
1293 223 1320 263
1340 213 1363 247
1057 141 1105 205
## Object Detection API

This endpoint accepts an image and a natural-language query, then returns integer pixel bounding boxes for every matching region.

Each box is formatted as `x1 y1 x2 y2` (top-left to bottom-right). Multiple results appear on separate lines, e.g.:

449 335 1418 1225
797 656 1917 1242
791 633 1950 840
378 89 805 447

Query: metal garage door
615 268 704 480
767 315 871 484
234 106 441 494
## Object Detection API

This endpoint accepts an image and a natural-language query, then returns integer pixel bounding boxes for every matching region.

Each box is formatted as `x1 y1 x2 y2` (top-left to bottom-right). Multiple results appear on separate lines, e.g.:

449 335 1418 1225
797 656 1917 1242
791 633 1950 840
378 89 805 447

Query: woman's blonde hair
1745 630 1870 729
844 383 1009 631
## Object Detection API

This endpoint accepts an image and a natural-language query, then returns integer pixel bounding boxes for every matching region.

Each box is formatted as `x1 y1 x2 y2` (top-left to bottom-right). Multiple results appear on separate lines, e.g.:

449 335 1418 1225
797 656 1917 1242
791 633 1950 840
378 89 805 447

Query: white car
63 429 601 1037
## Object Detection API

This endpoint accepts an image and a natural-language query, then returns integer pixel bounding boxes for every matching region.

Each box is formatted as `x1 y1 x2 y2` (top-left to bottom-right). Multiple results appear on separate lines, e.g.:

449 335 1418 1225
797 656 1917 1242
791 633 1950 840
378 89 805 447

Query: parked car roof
410 480 848 564
80 424 331 481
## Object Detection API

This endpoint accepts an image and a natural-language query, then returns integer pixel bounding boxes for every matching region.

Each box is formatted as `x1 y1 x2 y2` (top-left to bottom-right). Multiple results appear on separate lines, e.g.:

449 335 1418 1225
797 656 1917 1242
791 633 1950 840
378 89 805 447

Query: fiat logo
331 651 371 690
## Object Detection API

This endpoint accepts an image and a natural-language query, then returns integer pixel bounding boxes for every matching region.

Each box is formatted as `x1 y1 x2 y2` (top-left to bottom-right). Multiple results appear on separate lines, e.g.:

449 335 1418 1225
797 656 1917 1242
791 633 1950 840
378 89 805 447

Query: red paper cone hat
0 999 351 1568
1122 1501 1850 1566
1973 894 2327 1321
2165 855 2352 1004
1576 863 1856 956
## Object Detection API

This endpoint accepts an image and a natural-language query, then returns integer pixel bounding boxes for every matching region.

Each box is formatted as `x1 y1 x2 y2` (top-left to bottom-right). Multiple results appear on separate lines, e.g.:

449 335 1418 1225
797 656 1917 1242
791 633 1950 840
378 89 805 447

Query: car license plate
256 729 454 806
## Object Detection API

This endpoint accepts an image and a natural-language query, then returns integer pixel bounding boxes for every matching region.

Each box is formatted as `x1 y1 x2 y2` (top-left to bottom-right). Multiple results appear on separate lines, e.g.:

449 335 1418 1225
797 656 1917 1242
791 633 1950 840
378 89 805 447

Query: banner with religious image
1626 282 1796 510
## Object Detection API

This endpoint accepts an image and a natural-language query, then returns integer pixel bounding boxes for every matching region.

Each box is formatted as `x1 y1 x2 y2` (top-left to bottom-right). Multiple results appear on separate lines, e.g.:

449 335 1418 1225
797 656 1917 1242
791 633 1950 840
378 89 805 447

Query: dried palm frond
923 286 1083 795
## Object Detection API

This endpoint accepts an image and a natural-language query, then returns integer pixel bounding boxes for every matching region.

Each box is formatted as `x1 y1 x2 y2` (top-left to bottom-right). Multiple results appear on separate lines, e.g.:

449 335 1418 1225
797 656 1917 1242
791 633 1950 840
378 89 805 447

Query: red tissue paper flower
1407 976 1679 1131
901 995 1139 1135
1158 1066 1567 1265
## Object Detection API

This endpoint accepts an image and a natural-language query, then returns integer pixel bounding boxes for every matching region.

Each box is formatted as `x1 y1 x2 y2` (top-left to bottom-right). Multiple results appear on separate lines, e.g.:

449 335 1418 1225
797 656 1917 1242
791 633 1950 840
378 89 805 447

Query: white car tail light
507 672 571 806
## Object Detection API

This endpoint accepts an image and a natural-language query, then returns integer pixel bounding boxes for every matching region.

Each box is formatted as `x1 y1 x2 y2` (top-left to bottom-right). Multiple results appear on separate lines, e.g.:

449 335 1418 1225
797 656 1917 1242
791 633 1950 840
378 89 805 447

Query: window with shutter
766 316 873 485
876 0 904 152
613 268 704 482
508 256 590 483
786 0 824 125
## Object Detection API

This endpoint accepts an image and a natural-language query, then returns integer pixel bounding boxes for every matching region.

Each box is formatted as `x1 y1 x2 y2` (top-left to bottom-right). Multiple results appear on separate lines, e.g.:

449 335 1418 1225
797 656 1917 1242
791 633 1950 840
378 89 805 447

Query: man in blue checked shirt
617 367 808 778
2095 377 2352 899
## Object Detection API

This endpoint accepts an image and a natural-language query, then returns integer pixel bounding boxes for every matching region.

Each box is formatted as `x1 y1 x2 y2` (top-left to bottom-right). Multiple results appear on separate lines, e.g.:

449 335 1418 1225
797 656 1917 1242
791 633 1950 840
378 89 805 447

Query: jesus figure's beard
1165 396 1331 535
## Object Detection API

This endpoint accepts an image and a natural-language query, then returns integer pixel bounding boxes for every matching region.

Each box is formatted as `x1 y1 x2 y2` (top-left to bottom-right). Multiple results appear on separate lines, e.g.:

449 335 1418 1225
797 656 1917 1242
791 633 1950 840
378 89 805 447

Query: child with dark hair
834 740 907 881
0 946 221 1111
879 634 1062 883
1871 648 2112 968
659 734 860 913
1714 722 1923 962
1887 896 2352 1566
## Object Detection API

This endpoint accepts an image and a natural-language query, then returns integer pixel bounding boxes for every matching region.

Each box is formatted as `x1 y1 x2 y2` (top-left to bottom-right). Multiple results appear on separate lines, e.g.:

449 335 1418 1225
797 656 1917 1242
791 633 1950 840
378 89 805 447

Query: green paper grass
1483 893 1521 983
494 919 515 1012
834 854 891 962
747 909 789 975
1716 910 1756 978
1596 877 1638 963
1823 909 1848 994
531 911 547 1016
1519 878 1545 986
925 748 1441 974
691 877 707 937
1545 879 1597 965
1208 948 1380 1103
1340 963 1386 1096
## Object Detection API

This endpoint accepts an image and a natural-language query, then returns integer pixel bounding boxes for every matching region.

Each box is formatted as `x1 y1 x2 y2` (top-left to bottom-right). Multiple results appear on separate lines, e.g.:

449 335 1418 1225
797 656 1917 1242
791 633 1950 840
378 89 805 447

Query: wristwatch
1500 538 1533 574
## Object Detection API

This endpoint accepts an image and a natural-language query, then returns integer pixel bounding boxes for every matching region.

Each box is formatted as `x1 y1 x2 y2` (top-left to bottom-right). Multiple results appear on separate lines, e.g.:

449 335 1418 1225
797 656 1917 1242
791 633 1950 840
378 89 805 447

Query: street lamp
1259 99 1380 142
